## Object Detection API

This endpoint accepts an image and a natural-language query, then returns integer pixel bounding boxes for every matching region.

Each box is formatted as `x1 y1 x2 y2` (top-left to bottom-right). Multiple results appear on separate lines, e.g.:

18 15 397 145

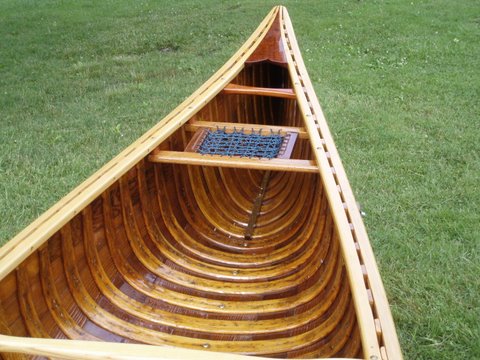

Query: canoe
0 6 402 360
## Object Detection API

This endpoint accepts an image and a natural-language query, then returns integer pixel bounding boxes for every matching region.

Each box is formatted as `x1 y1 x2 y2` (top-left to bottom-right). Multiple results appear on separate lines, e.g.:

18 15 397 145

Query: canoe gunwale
278 7 402 360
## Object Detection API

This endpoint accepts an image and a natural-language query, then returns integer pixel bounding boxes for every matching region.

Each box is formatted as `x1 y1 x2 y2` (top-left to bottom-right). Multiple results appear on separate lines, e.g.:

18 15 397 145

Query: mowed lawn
0 1 478 359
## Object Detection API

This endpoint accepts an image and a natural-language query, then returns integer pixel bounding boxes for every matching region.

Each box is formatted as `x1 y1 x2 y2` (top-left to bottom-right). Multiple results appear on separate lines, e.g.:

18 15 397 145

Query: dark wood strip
245 171 271 240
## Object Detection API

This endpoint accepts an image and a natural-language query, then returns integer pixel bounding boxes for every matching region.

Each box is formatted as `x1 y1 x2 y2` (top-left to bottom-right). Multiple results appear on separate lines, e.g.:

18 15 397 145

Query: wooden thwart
222 83 296 99
148 151 318 173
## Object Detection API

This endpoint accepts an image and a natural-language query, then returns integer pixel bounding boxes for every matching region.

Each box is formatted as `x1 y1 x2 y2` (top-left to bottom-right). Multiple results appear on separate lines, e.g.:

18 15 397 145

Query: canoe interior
0 30 365 360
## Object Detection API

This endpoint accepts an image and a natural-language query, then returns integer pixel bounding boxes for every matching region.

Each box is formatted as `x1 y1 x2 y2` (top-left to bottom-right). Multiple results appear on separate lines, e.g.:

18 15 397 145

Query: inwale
0 6 402 360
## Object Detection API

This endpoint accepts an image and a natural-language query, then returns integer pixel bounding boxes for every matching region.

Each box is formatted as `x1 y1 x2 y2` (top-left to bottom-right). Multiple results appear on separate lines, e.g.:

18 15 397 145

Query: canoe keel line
0 7 402 360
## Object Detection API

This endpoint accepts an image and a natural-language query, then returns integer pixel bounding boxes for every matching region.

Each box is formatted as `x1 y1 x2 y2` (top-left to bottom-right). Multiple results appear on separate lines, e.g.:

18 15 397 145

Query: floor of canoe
1 165 363 358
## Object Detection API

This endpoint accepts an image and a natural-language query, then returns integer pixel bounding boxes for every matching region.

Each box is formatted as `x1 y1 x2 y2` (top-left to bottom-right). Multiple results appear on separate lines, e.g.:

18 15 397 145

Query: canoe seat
185 127 298 159
148 125 316 172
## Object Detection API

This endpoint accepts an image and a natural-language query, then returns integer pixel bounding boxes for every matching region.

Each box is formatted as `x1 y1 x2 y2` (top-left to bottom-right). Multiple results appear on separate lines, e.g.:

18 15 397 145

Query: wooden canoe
0 6 402 360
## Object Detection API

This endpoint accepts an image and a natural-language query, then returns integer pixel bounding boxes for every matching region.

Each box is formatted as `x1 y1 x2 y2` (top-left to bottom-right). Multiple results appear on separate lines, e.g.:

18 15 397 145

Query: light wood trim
0 334 362 360
0 7 280 281
148 151 318 173
280 7 383 360
222 83 296 99
186 120 308 138
280 6 402 359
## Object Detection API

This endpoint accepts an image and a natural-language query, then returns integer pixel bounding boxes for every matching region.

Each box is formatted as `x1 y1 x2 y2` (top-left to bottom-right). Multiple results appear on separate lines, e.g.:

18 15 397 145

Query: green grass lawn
0 1 478 359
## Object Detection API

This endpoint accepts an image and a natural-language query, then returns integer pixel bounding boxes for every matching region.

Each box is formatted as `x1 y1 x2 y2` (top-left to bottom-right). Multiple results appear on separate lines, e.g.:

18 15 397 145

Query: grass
0 1 478 359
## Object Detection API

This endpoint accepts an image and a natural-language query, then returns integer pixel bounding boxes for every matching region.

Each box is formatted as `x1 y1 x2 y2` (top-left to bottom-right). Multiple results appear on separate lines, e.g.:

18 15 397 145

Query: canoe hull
0 6 402 360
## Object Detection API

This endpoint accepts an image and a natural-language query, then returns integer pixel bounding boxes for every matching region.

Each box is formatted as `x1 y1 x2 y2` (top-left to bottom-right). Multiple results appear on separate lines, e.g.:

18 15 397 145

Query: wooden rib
183 165 249 240
200 167 250 227
208 166 301 219
148 151 317 173
282 300 358 358
0 275 28 342
217 167 295 215
48 225 123 344
142 158 343 288
182 164 312 243
149 167 335 280
140 161 360 352
333 322 363 358
166 175 321 269
0 349 27 360
103 180 326 316
38 245 101 341
62 199 362 355
186 120 308 139
138 178 327 284
16 258 63 341
101 191 231 314
85 210 346 338
7 259 357 357
103 182 343 317
245 174 313 238
120 176 329 297
222 83 296 99
83 205 298 336
172 164 312 253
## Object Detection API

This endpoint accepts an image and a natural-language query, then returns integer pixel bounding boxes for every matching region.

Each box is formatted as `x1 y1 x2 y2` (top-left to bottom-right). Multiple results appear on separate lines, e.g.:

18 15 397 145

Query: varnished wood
148 151 318 172
222 83 296 99
0 5 402 360
185 120 308 139
246 11 287 67
244 171 271 240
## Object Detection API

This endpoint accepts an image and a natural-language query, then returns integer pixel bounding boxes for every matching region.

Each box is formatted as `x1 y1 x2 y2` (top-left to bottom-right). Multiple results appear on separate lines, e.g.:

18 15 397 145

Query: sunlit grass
0 1 478 359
